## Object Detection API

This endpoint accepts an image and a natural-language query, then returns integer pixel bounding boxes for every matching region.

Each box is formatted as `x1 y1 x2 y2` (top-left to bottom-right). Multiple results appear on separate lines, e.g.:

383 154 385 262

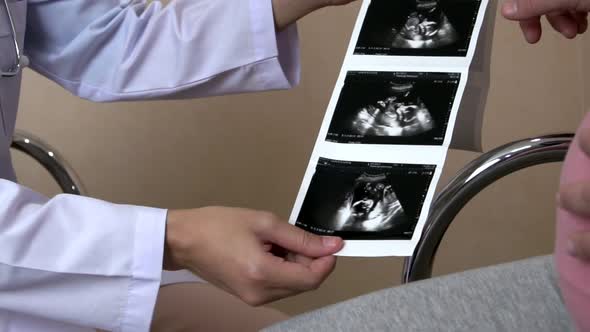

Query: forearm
25 0 300 102
0 179 165 330
272 0 326 30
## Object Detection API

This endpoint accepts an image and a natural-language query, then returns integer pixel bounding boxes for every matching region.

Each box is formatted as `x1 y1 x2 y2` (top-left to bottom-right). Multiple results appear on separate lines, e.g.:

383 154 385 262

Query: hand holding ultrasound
165 207 343 306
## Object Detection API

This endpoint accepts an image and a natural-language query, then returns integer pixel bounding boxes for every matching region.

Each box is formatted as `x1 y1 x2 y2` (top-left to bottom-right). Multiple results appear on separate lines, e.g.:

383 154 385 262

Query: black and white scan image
296 158 435 240
326 71 460 145
355 0 482 57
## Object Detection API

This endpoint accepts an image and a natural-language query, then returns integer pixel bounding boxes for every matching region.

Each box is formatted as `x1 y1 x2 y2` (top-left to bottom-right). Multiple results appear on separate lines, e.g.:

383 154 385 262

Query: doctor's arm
0 180 342 330
24 0 353 102
0 180 167 331
9 0 351 328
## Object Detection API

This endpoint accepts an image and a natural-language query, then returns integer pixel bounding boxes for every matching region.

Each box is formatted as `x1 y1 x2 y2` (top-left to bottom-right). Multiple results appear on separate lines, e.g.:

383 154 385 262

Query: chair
402 133 574 283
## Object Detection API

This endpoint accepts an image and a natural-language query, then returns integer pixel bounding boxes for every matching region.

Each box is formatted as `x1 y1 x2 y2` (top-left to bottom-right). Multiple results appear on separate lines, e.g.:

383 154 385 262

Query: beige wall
12 2 588 315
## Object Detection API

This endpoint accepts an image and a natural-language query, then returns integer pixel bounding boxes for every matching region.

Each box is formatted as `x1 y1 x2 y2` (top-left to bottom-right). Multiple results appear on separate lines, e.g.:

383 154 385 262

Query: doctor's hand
558 128 590 262
163 207 343 306
272 0 357 30
501 0 590 43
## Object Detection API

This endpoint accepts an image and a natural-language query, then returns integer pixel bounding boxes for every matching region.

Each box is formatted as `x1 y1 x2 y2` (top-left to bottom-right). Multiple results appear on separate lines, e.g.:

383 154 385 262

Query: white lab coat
0 0 299 331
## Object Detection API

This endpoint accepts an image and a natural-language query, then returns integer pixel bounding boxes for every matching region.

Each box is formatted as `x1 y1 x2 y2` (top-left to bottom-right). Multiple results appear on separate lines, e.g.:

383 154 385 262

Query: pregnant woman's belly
556 112 590 331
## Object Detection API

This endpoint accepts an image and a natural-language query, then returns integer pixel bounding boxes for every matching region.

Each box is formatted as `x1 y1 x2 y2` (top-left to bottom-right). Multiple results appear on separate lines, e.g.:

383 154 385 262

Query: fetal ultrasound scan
326 71 460 145
355 0 482 57
296 158 435 240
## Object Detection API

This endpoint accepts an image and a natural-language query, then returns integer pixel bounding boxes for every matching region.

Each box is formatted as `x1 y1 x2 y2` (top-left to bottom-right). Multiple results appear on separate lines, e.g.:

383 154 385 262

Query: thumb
259 222 344 257
502 0 577 20
569 233 590 261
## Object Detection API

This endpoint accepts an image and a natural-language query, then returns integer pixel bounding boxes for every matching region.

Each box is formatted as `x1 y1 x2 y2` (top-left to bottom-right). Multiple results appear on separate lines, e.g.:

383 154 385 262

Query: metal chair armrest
10 130 85 195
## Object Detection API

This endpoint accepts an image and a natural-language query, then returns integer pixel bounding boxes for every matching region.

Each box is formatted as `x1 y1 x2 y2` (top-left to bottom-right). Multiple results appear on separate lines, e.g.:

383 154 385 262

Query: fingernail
567 239 578 257
502 1 517 16
322 236 340 248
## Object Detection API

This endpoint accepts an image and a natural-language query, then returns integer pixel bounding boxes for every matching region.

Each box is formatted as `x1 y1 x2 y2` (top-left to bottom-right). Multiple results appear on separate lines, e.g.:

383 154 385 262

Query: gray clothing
264 256 573 332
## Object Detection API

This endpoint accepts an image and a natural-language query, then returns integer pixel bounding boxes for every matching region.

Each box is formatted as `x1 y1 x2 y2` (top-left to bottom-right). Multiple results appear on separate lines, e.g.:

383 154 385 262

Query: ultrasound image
355 0 482 57
327 71 460 145
296 158 436 240
335 173 405 232
350 81 434 138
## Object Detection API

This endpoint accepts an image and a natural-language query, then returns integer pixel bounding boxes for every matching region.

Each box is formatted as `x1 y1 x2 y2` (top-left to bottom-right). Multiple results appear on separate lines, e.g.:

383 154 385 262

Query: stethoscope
1 0 28 78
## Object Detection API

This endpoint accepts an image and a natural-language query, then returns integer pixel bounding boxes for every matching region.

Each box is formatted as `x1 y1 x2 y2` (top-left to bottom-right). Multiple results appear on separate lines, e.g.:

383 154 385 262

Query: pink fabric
556 112 590 332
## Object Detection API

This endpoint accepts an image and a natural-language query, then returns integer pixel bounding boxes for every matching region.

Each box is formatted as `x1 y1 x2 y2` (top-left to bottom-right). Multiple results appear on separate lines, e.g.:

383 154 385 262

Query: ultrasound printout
290 0 490 256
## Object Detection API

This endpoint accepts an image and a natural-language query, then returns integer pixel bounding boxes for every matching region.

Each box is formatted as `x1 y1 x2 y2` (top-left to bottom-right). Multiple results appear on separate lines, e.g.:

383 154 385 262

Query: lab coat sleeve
0 179 166 332
24 0 300 102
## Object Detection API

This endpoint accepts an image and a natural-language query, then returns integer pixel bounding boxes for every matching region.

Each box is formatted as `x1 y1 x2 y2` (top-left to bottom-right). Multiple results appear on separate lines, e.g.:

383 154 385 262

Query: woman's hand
272 0 357 31
164 207 343 306
501 0 590 43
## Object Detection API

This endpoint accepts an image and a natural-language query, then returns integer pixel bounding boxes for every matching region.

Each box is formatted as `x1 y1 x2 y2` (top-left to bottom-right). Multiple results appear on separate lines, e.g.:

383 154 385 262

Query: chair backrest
402 134 573 283
10 130 85 195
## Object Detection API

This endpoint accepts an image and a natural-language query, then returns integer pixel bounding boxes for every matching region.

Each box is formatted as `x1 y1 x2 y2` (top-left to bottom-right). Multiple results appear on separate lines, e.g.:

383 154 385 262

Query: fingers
263 254 337 291
240 254 337 306
502 0 589 42
285 252 313 265
574 11 589 33
516 11 586 43
257 218 343 257
247 215 341 302
568 233 590 261
502 0 578 20
547 12 580 38
558 181 590 218
520 17 543 43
